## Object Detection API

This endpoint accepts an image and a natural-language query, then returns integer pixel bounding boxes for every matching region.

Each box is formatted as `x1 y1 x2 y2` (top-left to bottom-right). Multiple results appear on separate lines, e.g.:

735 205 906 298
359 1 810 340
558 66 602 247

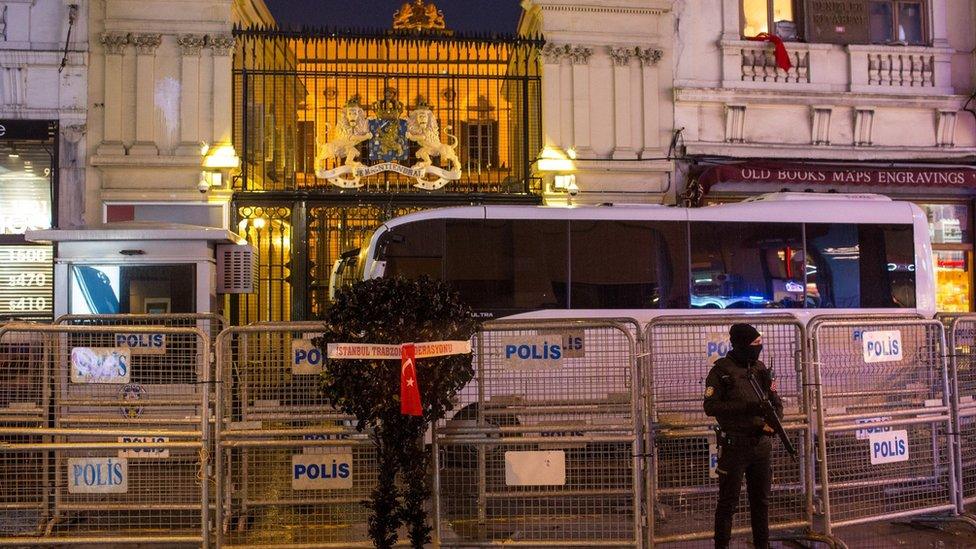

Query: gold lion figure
406 105 460 173
316 97 372 172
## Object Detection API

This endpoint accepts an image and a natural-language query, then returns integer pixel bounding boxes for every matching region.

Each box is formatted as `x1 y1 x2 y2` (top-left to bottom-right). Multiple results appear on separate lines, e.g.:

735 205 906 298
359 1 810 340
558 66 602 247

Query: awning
695 162 976 195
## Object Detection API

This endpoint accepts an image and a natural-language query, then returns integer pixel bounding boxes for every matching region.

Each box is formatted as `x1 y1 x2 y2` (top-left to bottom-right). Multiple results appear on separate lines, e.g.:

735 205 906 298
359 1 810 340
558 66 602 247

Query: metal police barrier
944 315 976 517
643 315 822 546
57 313 227 343
811 318 958 536
0 323 51 539
433 319 641 547
215 323 378 548
0 323 210 546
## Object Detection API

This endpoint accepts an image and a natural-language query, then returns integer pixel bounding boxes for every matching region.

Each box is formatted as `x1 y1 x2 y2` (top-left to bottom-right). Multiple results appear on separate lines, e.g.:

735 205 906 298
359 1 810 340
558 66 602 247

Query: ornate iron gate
231 27 543 324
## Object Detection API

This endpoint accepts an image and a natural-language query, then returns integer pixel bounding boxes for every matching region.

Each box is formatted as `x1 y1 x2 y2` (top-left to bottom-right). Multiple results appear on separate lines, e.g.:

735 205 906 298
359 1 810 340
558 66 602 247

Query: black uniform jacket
703 356 784 437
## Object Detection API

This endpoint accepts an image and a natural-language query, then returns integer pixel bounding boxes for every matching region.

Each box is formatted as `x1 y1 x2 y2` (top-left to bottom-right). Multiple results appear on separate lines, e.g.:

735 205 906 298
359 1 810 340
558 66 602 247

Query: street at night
2 1 976 548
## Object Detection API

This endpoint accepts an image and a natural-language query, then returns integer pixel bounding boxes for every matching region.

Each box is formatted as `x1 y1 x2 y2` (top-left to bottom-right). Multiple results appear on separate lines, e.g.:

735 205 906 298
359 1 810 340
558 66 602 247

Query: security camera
198 173 210 193
567 181 580 197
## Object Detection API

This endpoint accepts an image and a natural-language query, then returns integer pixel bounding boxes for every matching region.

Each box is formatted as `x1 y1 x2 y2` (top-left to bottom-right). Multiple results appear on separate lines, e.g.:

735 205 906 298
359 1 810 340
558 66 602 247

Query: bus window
570 220 688 308
690 222 804 309
805 223 916 308
445 219 567 314
378 219 445 280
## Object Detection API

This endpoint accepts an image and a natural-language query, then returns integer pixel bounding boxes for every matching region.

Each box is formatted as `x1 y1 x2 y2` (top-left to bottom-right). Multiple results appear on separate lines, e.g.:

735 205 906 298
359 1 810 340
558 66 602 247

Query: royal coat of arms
315 88 462 190
368 88 409 163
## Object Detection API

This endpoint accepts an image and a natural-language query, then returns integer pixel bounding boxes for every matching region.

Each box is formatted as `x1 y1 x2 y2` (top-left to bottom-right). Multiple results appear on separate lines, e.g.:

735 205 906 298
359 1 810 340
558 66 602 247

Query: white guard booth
25 222 246 318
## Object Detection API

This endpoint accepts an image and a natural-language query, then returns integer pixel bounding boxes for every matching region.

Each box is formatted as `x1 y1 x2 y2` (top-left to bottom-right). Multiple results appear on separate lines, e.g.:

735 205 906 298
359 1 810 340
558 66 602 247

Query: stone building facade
672 0 976 311
85 0 272 229
519 0 676 205
0 0 86 319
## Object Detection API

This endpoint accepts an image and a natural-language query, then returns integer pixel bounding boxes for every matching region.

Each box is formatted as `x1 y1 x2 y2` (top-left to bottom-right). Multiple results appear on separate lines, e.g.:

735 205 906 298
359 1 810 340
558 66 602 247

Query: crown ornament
393 0 447 32
372 88 404 120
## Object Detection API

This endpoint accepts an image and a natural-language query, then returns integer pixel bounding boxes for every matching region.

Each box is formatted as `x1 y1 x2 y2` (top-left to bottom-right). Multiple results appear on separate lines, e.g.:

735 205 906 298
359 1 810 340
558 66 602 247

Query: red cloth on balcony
747 33 793 72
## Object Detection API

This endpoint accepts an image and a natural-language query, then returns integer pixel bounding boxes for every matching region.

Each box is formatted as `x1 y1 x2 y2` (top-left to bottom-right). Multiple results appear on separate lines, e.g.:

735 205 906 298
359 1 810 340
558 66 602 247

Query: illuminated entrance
230 8 543 323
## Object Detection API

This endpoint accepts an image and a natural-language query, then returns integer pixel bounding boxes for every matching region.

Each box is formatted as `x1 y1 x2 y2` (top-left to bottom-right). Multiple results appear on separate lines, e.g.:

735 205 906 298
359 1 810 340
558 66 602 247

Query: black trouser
714 434 772 549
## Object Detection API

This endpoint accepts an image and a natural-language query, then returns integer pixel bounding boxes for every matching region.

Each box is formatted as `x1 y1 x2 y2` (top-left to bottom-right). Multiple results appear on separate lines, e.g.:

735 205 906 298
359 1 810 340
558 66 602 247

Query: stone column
540 43 567 150
130 33 162 155
209 34 235 148
638 48 663 156
97 32 128 155
610 47 637 160
176 35 206 155
569 46 593 156
61 123 87 227
931 0 949 48
559 54 573 150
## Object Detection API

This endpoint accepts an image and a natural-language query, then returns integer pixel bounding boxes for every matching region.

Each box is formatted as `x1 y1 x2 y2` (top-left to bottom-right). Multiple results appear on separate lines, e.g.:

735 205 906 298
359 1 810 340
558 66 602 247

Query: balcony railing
722 40 954 95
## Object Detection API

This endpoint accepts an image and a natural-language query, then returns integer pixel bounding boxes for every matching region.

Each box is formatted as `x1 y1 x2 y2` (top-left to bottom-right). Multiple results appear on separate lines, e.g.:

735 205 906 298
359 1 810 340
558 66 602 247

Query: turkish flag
747 32 793 71
400 344 423 416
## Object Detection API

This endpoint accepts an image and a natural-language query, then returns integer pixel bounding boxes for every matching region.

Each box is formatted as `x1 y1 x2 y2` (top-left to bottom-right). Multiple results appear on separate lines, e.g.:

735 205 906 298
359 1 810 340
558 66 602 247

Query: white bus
332 193 936 321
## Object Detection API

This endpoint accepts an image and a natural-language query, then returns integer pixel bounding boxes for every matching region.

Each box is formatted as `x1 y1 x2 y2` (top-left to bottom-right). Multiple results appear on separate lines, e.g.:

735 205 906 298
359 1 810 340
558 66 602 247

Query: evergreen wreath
316 276 476 548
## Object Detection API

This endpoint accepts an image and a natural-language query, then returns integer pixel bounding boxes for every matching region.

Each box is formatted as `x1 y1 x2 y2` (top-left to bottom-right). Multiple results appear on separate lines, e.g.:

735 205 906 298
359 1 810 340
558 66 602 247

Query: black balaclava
728 323 762 364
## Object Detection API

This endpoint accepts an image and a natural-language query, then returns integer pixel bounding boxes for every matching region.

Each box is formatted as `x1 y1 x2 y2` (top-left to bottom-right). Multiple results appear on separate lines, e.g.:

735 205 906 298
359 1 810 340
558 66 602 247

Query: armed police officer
703 323 784 549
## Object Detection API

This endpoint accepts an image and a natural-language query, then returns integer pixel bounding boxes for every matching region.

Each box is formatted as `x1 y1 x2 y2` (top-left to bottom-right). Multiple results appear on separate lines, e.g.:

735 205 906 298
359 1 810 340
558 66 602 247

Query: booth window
921 203 972 312
742 0 799 40
69 264 195 315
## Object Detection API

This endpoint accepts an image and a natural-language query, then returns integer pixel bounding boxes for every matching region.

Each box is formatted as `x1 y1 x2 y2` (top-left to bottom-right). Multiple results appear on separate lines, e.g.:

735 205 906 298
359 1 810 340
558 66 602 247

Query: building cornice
683 141 976 161
675 87 967 110
530 1 670 16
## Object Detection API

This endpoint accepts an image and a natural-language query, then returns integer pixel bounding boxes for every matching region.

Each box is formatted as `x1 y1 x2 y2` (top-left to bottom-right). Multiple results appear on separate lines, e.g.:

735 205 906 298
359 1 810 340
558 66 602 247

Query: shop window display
922 203 972 312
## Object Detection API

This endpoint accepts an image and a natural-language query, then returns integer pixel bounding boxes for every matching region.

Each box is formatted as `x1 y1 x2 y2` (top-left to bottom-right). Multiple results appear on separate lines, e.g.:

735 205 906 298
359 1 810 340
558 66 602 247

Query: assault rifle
746 367 797 461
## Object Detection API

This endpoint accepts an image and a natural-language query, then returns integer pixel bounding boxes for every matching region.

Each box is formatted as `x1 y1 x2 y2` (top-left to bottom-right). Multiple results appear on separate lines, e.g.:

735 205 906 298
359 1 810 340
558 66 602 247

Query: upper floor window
742 0 801 40
868 1 926 45
743 0 929 46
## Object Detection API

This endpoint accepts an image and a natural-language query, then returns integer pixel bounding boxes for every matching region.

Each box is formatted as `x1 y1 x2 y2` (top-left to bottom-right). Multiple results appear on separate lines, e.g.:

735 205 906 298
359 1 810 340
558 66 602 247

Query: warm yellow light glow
536 147 575 173
202 144 240 169
742 0 768 36
553 174 576 190
253 217 267 229
566 147 577 160
772 0 793 23
238 219 249 233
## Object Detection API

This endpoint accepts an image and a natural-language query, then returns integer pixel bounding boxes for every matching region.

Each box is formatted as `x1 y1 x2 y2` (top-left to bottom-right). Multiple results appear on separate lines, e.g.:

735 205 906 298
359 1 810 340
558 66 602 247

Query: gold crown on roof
393 0 446 31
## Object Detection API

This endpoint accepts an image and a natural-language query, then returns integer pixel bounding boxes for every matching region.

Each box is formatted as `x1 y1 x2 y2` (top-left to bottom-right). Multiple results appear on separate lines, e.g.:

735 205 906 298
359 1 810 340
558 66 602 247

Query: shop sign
699 163 976 192
0 120 56 140
0 199 51 235
0 245 53 316
806 1 868 44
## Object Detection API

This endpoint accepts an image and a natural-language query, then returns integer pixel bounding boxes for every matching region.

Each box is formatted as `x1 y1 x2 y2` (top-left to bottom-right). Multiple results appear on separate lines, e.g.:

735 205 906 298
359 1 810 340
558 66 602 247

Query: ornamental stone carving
100 32 130 55
62 123 87 144
610 46 662 66
542 43 593 64
636 47 663 66
609 47 634 66
541 43 572 64
209 34 235 56
568 46 592 65
132 33 162 55
177 34 206 56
